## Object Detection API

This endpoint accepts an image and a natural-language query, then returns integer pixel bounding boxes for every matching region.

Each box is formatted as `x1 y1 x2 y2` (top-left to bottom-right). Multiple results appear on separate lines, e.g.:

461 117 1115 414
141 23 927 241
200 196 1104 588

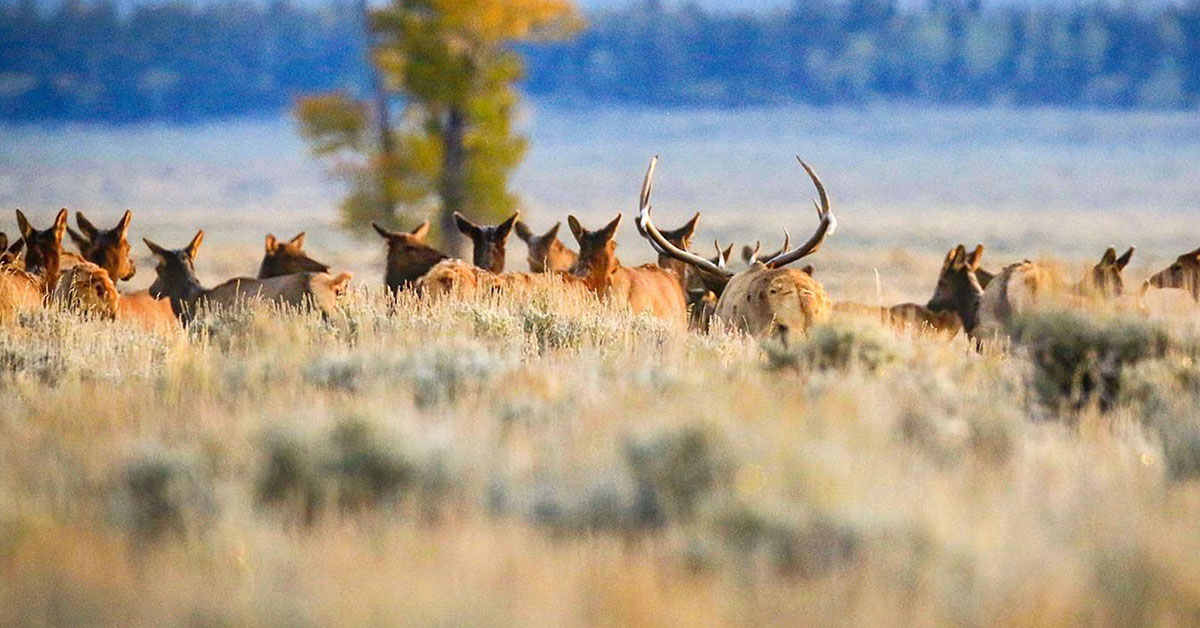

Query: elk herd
2 156 1198 346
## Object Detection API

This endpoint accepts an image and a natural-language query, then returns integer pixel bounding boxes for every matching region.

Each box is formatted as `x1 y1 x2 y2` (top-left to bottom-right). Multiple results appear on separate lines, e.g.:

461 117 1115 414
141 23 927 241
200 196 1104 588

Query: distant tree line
2 0 1199 121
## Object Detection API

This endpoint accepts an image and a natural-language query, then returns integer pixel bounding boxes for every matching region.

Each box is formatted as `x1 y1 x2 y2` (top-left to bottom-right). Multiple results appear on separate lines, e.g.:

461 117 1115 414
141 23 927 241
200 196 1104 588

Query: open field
3 104 1200 626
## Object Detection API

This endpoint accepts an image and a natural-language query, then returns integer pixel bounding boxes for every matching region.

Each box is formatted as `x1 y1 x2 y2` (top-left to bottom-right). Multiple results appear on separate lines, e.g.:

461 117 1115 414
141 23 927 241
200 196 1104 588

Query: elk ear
288 232 306 248
76 211 99 239
116 209 133 239
1116 246 1135 271
453 212 481 238
1100 246 1117 265
185 230 204 260
264 234 278 253
599 214 622 242
410 220 431 240
372 222 397 240
495 212 519 241
801 264 814 276
67 227 89 251
143 238 170 260
680 212 700 239
949 244 968 269
0 232 8 253
15 210 32 240
567 215 586 244
52 208 68 242
545 222 561 242
967 244 984 271
742 245 756 264
514 220 533 242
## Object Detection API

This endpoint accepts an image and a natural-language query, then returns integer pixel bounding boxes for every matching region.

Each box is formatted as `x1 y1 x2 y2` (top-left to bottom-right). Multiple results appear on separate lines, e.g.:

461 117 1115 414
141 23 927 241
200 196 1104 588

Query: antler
761 158 836 269
635 157 733 279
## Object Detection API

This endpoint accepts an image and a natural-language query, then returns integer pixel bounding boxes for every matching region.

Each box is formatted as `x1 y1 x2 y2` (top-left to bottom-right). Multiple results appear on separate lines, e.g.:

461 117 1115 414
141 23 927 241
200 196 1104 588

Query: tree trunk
439 105 467 257
358 0 396 220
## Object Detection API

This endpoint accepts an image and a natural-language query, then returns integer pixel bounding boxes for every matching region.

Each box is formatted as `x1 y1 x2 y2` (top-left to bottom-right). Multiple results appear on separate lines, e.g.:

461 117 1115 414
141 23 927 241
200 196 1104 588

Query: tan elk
1075 246 1135 301
372 221 449 294
514 220 577 273
0 231 41 317
1147 245 1200 301
259 232 330 279
52 261 177 330
66 210 137 282
454 212 519 272
566 212 687 325
145 231 352 322
16 208 69 293
636 156 836 337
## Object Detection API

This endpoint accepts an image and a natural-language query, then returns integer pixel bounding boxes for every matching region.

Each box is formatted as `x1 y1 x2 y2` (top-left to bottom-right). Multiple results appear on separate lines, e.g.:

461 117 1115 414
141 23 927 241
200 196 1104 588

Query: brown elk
0 232 40 316
0 233 22 266
66 210 137 282
454 212 519 273
258 232 330 278
1147 246 1200 301
1076 246 1134 299
53 261 177 330
636 156 836 337
925 244 989 335
372 221 449 294
16 208 69 293
145 231 352 322
515 220 577 273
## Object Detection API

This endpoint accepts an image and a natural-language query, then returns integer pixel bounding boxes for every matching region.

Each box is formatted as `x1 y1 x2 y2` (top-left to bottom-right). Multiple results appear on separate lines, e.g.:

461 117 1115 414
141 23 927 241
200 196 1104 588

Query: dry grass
2 249 1200 628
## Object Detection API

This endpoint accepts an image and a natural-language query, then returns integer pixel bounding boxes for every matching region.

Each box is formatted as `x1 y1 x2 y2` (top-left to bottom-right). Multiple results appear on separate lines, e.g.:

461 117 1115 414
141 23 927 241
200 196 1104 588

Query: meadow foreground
3 267 1200 628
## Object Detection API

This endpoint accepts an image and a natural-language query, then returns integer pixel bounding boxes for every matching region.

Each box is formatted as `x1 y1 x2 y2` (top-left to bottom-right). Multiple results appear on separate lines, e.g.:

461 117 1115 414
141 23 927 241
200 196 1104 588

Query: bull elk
66 210 137 282
514 220 577 273
636 156 836 336
259 232 330 278
372 221 449 294
454 212 519 273
566 213 687 325
145 231 352 322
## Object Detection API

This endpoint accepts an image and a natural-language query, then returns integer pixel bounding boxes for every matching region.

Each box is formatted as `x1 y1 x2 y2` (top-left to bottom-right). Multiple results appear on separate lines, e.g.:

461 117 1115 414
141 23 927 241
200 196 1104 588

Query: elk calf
515 221 577 273
55 262 178 330
146 231 352 322
454 212 519 273
373 221 448 294
66 210 137 282
567 213 687 325
259 232 330 278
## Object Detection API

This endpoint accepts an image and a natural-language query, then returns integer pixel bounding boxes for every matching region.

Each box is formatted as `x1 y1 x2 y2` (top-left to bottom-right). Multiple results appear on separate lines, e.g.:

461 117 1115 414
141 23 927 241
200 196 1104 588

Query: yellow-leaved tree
296 0 582 254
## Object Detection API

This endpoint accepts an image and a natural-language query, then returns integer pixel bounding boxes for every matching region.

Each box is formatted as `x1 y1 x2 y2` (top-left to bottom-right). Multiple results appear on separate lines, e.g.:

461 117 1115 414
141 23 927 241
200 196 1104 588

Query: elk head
69 210 136 281
567 213 624 286
1148 245 1200 300
454 211 518 273
926 244 985 333
0 234 22 267
636 156 837 336
16 208 68 288
1077 246 1134 299
258 232 331 278
372 220 448 293
144 231 205 316
651 212 699 278
515 220 577 273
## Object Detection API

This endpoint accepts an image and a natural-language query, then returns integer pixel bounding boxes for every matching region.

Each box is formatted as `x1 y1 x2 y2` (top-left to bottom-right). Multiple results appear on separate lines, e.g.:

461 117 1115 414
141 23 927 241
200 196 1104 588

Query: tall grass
2 272 1200 627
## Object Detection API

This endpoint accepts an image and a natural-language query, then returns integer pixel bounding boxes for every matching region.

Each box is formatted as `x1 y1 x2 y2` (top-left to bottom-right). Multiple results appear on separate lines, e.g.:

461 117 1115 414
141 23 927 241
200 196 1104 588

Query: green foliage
294 0 580 236
1011 310 1172 412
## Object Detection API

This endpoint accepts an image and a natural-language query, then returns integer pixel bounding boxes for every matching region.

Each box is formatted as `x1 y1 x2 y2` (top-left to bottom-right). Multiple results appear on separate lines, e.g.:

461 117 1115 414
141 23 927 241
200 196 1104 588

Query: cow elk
145 231 352 322
259 232 331 278
1148 245 1200 301
67 210 137 282
372 221 449 294
636 156 836 337
1076 246 1134 300
515 220 577 273
454 212 519 273
567 213 687 325
54 261 177 330
17 208 69 293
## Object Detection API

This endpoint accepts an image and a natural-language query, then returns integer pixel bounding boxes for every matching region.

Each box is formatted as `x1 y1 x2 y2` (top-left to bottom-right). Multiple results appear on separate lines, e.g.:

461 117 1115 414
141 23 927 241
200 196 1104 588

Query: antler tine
634 157 732 279
748 241 762 265
762 158 837 269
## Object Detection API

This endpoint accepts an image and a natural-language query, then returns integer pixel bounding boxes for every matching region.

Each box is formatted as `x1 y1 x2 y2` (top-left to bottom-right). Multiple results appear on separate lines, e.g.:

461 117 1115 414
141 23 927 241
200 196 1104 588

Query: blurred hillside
1 0 1198 121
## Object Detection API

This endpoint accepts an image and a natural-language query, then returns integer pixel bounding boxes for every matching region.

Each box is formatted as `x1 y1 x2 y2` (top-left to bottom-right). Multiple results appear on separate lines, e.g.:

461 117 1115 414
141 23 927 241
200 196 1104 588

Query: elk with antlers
636 156 836 337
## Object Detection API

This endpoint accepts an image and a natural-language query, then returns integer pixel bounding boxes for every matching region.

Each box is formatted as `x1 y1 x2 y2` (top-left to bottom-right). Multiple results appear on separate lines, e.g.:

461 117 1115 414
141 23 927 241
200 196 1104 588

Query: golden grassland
3 233 1200 627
